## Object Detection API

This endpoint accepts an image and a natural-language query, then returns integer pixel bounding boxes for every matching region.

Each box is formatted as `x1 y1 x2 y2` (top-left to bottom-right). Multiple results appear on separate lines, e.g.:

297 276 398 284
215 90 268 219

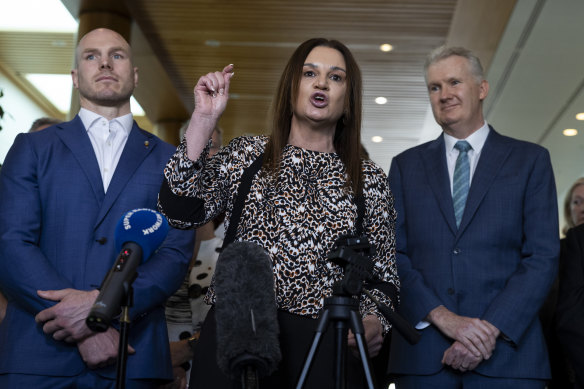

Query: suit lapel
421 134 458 234
457 128 511 235
55 116 105 204
94 123 155 228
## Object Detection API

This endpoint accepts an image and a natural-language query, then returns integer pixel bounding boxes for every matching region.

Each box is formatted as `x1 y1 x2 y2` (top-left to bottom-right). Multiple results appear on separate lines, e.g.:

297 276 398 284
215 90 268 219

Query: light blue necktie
453 141 472 228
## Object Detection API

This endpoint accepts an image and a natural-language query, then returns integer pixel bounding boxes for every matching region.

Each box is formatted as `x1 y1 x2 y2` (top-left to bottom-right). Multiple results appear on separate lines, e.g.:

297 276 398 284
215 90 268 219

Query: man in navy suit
388 46 559 388
0 28 194 388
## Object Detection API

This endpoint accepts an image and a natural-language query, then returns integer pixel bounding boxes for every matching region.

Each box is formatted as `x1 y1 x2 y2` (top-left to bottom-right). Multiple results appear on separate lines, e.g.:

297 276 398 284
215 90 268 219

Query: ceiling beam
0 60 64 120
446 0 518 72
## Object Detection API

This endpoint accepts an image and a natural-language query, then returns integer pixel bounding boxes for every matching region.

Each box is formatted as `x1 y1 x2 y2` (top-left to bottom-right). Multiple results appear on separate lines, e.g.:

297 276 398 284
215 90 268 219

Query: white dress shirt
79 108 133 192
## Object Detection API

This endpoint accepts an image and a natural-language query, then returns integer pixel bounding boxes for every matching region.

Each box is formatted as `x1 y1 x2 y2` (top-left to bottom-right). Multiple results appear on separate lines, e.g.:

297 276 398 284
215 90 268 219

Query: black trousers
189 307 367 389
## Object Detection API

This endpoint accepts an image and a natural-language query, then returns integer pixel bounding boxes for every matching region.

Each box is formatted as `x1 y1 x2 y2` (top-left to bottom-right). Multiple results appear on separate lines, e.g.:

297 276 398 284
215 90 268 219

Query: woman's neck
288 117 336 153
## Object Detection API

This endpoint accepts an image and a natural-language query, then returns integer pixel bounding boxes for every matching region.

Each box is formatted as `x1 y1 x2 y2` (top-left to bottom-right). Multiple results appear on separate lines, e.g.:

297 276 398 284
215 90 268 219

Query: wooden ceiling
126 0 458 160
1 0 516 169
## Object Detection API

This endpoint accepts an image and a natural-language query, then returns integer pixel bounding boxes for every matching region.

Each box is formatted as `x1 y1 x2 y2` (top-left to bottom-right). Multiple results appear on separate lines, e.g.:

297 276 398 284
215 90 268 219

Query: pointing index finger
223 64 234 74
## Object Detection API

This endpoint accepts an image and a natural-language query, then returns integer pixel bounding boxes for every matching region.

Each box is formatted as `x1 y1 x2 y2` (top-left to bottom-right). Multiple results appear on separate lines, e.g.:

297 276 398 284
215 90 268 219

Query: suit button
453 248 461 255
96 237 107 245
447 288 455 295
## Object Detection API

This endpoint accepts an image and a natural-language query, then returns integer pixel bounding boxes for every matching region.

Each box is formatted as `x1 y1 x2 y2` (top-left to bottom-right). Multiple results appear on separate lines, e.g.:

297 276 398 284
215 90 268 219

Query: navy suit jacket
0 116 194 380
388 128 559 379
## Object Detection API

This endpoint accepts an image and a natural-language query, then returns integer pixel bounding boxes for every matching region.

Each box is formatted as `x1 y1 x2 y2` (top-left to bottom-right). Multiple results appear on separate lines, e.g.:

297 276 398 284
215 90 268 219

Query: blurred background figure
563 178 584 235
161 125 224 389
554 177 584 388
28 117 62 133
0 292 6 325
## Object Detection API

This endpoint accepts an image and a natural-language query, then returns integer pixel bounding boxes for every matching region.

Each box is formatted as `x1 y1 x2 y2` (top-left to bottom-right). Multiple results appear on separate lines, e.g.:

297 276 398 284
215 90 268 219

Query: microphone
214 241 281 387
86 208 169 332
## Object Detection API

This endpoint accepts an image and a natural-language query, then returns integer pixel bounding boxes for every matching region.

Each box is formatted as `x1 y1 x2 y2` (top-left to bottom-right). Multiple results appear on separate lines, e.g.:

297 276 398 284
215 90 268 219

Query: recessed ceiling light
375 97 387 105
379 44 393 52
371 136 383 143
576 112 584 120
563 128 578 136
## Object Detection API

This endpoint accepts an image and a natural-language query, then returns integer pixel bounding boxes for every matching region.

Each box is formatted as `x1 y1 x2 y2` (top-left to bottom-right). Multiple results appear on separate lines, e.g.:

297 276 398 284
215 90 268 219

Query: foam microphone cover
114 208 169 261
215 241 281 378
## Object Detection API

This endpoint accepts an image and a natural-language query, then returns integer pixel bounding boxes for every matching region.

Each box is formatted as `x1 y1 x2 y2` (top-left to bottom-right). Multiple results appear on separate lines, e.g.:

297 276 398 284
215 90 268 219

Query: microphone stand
116 283 133 389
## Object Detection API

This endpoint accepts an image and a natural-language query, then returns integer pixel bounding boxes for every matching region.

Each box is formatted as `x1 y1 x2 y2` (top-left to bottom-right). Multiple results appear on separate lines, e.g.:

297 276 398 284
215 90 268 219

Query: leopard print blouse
158 135 399 333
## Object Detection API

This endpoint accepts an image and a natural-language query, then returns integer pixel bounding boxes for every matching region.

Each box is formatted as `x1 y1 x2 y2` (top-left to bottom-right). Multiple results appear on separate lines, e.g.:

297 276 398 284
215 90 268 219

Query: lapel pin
144 140 150 148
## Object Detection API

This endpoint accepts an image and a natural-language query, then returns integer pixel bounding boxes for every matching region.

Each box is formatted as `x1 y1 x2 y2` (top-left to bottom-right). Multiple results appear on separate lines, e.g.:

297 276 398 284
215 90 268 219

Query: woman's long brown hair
262 38 363 195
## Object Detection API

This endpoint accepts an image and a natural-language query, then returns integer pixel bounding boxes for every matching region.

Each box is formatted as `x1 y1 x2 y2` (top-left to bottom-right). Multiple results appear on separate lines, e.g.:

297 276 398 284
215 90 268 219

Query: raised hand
193 64 234 120
185 64 234 161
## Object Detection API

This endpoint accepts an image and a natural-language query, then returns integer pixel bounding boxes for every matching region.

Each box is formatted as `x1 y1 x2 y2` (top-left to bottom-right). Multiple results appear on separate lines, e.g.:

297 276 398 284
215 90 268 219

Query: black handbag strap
355 192 365 237
222 153 264 249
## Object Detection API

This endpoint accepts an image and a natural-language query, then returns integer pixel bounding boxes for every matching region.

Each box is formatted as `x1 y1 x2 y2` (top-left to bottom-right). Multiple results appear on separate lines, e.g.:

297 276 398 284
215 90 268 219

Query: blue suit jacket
388 128 559 379
0 116 194 380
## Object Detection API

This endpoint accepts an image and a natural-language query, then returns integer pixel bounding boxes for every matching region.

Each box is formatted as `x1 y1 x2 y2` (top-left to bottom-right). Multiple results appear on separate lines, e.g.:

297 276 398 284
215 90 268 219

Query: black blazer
557 224 584 387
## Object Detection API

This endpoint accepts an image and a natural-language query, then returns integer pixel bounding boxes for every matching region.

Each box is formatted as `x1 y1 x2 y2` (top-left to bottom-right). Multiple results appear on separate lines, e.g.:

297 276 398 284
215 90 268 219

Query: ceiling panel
126 0 457 167
0 31 74 74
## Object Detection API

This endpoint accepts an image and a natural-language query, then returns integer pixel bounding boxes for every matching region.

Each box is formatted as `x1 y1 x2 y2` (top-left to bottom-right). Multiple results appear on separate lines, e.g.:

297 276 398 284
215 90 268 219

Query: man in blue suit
388 46 559 388
0 28 194 388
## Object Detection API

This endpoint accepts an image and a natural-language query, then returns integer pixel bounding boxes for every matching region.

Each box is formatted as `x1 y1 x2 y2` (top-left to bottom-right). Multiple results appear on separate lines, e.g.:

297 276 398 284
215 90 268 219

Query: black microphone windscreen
214 241 281 378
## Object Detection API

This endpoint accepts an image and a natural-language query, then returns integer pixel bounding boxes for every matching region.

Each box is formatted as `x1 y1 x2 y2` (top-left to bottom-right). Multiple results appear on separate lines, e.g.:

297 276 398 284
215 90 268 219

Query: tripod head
328 235 375 296
329 235 422 346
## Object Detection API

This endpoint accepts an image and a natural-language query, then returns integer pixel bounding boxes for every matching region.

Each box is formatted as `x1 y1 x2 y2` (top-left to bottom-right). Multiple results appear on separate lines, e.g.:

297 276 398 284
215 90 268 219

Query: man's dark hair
28 117 62 133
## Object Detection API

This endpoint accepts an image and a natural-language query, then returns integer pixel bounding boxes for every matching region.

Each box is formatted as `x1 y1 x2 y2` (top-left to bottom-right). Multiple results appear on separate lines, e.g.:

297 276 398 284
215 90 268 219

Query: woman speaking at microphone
158 38 398 388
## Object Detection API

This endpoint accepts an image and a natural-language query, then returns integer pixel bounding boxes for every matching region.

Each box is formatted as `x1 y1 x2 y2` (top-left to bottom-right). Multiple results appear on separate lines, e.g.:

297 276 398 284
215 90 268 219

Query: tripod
296 236 420 389
296 284 376 389
296 236 378 389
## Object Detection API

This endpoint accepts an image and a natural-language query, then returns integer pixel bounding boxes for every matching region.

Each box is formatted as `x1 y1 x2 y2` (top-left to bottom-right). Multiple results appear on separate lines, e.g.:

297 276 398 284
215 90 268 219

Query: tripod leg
349 311 376 389
334 321 347 389
296 309 331 389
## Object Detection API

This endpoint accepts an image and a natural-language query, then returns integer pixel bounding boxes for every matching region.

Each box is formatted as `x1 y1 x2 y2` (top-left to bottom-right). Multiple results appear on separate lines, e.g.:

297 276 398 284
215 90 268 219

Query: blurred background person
158 38 399 388
0 292 6 325
28 117 62 133
554 177 584 388
161 125 224 389
562 177 584 235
